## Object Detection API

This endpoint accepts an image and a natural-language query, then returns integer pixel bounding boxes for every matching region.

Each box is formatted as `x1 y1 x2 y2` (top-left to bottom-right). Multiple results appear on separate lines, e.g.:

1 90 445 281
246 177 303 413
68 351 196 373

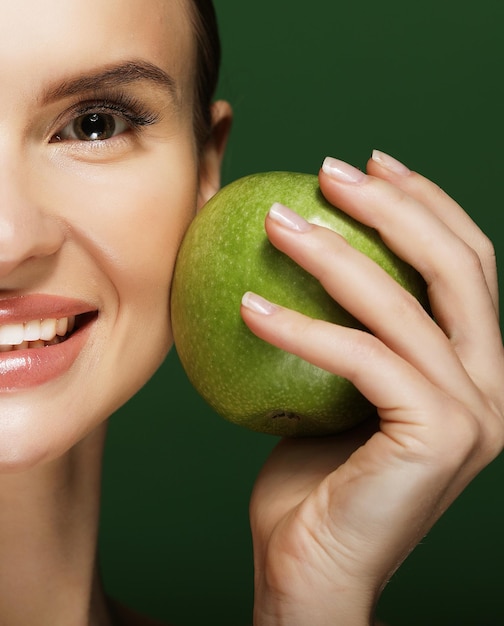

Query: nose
0 168 64 280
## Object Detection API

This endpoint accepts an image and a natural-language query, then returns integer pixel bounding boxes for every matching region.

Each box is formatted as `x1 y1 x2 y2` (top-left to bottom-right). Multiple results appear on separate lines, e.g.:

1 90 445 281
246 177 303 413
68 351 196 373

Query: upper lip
0 294 97 324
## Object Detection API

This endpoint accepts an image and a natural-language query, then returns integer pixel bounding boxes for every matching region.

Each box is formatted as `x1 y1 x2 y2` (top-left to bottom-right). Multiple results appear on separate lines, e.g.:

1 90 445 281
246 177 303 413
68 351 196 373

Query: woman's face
0 0 221 469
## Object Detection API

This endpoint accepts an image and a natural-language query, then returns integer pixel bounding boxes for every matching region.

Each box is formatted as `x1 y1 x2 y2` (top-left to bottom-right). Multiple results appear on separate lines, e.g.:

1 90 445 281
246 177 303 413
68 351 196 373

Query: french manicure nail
322 156 366 183
268 202 311 232
241 292 279 315
371 149 411 175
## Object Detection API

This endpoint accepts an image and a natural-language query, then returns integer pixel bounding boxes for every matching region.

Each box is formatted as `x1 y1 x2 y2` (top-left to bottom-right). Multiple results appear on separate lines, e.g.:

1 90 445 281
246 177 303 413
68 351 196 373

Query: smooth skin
0 1 229 624
242 152 504 624
0 0 502 624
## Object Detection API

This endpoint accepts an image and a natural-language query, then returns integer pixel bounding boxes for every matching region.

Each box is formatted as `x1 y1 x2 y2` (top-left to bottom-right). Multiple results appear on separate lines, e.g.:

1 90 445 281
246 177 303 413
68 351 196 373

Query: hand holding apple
171 169 428 436
243 152 504 624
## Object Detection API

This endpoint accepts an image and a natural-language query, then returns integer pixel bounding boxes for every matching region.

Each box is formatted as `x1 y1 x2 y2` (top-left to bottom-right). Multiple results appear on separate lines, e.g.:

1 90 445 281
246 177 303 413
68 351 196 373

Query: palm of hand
244 155 504 625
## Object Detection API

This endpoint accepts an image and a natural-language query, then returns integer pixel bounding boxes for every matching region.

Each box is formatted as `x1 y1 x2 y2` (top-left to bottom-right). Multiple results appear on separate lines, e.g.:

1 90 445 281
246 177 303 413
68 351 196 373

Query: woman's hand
241 151 504 625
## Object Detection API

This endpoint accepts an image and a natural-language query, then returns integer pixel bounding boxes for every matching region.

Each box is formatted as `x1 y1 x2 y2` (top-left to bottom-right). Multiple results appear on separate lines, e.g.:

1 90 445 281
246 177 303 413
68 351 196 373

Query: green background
99 1 504 624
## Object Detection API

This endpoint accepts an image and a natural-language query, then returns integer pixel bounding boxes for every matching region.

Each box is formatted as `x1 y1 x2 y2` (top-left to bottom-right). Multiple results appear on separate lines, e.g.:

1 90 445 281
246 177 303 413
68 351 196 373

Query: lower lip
0 323 92 391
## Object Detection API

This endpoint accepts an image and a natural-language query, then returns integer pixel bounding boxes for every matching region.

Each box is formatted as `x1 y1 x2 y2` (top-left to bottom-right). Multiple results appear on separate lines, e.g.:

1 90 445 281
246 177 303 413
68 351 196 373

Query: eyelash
51 93 159 143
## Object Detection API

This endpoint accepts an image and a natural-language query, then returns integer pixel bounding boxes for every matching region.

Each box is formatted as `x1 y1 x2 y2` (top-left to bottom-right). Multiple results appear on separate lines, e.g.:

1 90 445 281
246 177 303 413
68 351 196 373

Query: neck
0 423 110 626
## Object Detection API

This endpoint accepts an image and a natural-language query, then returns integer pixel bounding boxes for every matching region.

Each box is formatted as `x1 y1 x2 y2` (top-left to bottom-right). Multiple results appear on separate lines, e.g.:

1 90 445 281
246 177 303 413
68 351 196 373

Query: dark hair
189 0 221 149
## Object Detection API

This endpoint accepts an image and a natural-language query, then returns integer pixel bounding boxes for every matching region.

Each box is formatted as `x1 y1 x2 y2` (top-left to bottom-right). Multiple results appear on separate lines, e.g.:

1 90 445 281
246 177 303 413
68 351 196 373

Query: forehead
0 0 195 94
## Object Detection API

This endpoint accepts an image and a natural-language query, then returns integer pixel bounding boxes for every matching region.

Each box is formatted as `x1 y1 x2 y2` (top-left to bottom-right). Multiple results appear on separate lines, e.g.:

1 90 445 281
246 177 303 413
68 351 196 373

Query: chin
0 439 53 474
0 408 102 475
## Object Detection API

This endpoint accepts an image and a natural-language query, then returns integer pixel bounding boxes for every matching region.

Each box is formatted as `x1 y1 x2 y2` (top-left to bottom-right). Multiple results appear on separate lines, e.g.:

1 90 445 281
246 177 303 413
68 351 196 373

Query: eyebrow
41 60 178 104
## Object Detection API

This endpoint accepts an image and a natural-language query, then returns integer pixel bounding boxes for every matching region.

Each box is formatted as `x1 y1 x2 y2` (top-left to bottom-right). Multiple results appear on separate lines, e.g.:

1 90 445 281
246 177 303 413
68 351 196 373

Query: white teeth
24 319 41 342
0 324 24 346
67 316 75 333
56 317 68 336
40 319 57 341
0 315 76 349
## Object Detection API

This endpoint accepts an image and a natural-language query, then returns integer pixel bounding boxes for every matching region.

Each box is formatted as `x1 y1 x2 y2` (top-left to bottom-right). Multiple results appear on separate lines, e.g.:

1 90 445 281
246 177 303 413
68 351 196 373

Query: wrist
253 583 376 626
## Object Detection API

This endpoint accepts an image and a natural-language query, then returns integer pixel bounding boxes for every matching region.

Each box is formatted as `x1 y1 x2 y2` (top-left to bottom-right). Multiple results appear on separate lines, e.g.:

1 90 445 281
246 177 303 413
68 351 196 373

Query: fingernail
268 202 312 232
241 292 279 315
322 157 366 183
371 150 411 175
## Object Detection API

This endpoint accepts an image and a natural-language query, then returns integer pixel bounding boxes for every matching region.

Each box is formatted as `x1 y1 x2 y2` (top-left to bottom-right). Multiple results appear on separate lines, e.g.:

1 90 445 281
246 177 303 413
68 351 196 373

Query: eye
53 111 129 142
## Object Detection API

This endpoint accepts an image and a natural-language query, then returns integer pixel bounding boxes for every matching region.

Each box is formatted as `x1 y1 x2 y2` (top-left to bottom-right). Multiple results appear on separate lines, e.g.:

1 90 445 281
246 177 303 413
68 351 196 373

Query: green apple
171 171 429 437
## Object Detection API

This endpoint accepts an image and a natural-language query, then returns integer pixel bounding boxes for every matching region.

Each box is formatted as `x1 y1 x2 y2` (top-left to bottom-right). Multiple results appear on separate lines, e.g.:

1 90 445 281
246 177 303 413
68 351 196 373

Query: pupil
77 113 115 140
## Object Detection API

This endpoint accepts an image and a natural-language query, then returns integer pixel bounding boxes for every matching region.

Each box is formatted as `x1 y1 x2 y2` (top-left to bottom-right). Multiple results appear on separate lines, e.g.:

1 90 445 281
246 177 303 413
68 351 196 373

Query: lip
0 294 95 324
0 295 97 391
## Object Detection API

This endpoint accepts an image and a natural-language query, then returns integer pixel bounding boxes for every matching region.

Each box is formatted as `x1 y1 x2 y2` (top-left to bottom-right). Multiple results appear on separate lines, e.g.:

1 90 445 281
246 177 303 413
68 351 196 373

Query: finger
243 294 504 516
240 291 443 419
367 150 499 315
317 158 503 386
263 205 482 410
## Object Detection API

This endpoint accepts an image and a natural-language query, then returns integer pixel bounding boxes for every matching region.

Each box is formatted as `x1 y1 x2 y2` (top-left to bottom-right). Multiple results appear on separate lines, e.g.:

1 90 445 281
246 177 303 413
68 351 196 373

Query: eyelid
50 91 160 143
71 97 158 127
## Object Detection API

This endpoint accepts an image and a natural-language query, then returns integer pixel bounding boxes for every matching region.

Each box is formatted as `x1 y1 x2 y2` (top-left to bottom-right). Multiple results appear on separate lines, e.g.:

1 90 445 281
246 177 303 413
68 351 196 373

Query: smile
0 316 76 352
0 305 97 390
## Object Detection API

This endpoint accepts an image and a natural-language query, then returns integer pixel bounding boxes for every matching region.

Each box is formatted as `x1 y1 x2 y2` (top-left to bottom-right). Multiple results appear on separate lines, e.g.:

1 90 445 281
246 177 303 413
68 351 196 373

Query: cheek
107 171 198 312
55 142 200 355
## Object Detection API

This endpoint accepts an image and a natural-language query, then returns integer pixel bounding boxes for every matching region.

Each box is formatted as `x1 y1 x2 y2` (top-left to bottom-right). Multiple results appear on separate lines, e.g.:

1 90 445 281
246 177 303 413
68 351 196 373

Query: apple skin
171 172 429 437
